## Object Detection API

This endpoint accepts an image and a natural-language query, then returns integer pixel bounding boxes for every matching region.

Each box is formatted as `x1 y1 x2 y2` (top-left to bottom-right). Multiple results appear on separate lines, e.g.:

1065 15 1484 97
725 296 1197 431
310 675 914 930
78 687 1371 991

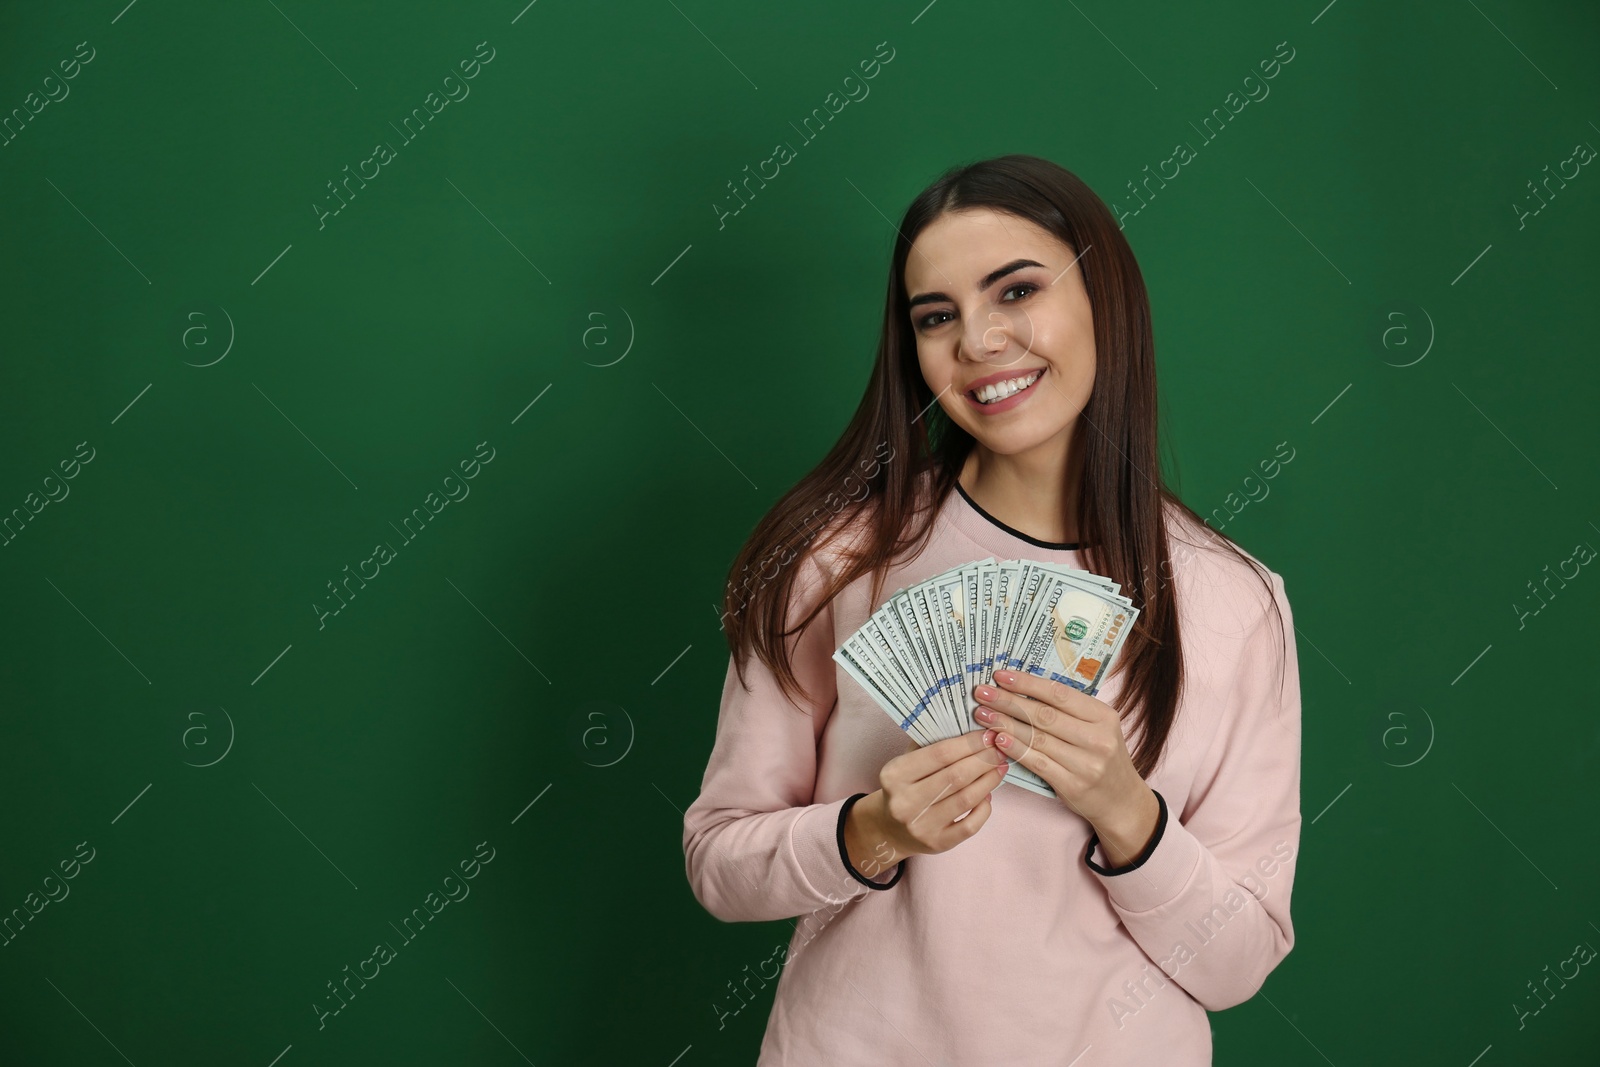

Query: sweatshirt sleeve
683 551 897 924
1084 569 1302 1011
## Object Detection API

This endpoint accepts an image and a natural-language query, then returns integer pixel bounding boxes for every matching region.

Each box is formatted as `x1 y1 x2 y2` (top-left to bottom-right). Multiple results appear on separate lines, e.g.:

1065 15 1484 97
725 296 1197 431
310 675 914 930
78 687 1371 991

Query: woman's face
904 207 1096 460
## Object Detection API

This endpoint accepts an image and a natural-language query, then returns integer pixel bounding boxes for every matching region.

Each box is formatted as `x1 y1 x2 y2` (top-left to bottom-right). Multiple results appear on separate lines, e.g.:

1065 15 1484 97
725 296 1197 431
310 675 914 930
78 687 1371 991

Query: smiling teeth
976 369 1042 404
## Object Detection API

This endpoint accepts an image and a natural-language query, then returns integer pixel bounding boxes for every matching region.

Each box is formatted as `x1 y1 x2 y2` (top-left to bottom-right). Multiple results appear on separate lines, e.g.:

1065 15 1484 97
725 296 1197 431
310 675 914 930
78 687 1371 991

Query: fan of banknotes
832 557 1139 798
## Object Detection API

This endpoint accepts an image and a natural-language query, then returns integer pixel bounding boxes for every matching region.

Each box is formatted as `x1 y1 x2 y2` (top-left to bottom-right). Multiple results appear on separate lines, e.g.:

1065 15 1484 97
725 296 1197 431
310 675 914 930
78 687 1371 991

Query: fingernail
974 685 996 700
981 728 996 745
974 707 995 723
996 733 1012 748
994 670 1013 683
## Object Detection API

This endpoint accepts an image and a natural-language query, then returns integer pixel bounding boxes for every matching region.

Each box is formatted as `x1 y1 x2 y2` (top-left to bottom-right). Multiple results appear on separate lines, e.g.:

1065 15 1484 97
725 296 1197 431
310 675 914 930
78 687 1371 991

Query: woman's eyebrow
907 258 1047 309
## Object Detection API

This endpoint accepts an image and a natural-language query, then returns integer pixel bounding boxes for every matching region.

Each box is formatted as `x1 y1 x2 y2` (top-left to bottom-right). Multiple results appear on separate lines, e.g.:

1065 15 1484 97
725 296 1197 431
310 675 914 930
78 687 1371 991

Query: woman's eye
915 287 1033 330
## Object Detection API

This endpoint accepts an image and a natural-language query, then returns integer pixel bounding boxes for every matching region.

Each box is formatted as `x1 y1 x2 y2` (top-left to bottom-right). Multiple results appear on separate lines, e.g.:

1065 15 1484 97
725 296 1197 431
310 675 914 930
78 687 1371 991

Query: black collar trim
954 479 1082 551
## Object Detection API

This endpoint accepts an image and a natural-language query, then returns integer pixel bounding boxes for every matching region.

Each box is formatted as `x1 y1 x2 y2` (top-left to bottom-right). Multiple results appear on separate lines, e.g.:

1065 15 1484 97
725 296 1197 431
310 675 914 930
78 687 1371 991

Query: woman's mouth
964 366 1046 414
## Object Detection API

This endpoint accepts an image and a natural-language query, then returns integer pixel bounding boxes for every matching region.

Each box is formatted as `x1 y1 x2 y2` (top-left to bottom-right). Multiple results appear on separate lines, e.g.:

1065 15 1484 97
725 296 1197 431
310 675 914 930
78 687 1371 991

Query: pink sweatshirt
684 473 1302 1066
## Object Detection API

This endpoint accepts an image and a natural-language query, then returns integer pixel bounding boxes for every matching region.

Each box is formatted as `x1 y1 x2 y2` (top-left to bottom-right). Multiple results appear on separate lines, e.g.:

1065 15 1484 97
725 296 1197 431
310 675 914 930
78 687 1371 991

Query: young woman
684 155 1301 1066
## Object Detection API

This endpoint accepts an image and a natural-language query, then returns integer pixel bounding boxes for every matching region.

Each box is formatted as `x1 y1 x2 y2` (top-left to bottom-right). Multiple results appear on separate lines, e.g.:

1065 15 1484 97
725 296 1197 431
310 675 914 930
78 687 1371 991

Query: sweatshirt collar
944 476 1084 557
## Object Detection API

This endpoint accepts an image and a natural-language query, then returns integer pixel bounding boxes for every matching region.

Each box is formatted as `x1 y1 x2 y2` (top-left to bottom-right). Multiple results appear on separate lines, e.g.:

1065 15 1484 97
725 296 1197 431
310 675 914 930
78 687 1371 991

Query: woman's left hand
972 669 1148 830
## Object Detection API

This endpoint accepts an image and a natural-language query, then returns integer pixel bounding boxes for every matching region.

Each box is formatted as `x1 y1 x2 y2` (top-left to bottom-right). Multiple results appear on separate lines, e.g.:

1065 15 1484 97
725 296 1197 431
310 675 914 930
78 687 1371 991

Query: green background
2 0 1597 1063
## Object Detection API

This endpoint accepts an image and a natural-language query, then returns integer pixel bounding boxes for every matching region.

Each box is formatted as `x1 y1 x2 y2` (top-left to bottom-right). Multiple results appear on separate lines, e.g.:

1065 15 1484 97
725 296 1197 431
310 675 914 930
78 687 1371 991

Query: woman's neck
958 440 1082 545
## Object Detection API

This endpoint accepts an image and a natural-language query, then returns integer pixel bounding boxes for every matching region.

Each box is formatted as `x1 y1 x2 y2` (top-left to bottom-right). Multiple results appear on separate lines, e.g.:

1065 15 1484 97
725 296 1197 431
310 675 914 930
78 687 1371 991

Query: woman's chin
962 415 1076 454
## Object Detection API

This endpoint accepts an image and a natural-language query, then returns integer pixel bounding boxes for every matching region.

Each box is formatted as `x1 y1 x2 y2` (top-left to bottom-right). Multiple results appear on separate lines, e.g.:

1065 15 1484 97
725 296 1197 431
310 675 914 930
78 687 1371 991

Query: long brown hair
719 154 1281 779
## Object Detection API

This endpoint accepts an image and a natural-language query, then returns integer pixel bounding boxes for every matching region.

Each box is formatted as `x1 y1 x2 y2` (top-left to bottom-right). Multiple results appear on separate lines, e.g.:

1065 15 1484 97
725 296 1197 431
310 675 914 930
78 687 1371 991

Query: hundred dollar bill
992 579 1135 797
909 582 962 739
942 570 980 735
850 617 935 737
832 557 1140 801
892 589 954 739
858 617 943 741
1016 580 1134 695
837 632 937 747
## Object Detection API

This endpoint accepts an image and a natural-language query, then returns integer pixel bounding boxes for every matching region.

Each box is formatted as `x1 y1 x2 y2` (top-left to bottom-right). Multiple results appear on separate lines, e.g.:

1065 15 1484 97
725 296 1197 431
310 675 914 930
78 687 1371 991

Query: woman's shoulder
776 497 877 622
794 502 878 594
1161 499 1286 641
798 467 940 581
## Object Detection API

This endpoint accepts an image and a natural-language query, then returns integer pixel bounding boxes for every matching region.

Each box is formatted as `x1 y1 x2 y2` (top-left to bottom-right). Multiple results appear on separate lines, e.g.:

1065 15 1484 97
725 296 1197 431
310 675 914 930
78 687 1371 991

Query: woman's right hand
843 729 1010 879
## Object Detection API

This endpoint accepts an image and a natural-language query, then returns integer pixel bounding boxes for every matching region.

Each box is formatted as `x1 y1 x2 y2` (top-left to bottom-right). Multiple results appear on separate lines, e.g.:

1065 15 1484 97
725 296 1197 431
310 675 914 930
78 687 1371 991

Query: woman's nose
960 308 1010 361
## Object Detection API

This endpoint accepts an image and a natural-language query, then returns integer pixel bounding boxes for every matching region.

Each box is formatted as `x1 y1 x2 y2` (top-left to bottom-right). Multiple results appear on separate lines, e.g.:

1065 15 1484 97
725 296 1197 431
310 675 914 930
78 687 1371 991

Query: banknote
833 557 1139 800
